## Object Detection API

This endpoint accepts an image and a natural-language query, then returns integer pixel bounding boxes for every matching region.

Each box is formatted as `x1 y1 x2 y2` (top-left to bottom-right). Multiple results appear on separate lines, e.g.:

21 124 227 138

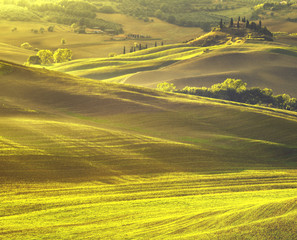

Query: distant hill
187 21 273 47
125 47 297 97
49 35 297 97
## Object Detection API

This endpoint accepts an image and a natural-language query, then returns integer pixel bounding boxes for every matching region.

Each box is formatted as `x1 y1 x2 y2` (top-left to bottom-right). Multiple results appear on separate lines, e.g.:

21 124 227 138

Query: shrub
53 48 72 63
179 79 297 112
21 42 33 50
27 55 41 65
61 38 66 45
157 82 176 92
48 26 55 32
98 6 116 13
108 52 117 57
37 50 53 65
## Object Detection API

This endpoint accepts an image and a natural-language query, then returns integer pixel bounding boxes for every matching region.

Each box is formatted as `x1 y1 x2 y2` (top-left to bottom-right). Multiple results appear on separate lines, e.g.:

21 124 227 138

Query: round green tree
37 50 53 65
53 48 72 63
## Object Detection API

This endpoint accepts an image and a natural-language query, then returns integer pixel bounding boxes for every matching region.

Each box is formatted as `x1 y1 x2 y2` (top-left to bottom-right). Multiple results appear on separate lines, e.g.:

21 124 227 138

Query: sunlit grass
49 40 297 84
0 59 297 239
1 171 297 239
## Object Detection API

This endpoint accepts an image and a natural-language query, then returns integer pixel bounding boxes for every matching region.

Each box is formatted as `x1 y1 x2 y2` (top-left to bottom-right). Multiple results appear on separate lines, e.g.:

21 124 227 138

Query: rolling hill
0 42 33 64
50 38 297 97
1 60 297 239
125 47 297 96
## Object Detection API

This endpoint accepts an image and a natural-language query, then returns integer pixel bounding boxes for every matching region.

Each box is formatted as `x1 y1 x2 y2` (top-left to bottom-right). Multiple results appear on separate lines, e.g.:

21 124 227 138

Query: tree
229 18 234 27
219 19 223 29
27 55 41 65
123 46 126 54
250 22 257 30
53 48 72 63
157 82 176 92
167 15 176 24
61 38 66 45
48 26 55 32
21 42 33 50
108 52 117 57
37 50 53 65
246 20 250 28
210 78 247 93
79 18 86 26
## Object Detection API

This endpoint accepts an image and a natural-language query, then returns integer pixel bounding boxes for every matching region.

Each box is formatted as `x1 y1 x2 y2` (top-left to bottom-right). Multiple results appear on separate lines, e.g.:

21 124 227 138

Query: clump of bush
27 48 72 65
157 82 176 92
98 6 116 14
159 79 297 111
21 42 33 50
108 52 117 57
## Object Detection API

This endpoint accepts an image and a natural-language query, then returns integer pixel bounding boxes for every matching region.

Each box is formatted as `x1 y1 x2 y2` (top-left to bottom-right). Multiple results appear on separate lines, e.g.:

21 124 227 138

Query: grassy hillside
125 44 297 96
0 17 202 60
0 60 297 239
49 39 297 96
0 42 34 64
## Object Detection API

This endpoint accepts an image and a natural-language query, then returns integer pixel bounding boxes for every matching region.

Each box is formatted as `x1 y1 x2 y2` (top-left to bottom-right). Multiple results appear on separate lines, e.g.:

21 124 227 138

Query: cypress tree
230 18 234 27
251 22 257 30
219 19 223 29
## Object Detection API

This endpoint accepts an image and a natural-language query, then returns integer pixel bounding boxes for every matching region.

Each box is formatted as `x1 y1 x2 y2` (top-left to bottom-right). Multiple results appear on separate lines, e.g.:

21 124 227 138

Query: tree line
157 79 297 112
0 0 123 34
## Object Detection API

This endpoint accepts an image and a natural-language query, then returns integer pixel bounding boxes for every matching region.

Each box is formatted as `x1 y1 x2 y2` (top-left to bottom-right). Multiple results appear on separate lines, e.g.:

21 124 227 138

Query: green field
48 39 297 94
0 60 297 239
2 171 297 239
0 1 297 238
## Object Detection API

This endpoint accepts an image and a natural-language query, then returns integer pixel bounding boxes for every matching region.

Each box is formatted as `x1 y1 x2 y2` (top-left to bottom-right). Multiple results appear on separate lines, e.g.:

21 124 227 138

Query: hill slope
125 44 297 96
1 60 297 239
50 40 297 97
1 59 297 180
0 42 33 64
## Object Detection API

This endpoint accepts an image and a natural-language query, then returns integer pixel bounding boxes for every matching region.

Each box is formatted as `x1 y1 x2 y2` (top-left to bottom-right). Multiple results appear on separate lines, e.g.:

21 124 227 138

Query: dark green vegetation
253 1 297 21
119 0 228 31
118 0 297 31
1 0 296 35
177 79 297 111
0 0 123 34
